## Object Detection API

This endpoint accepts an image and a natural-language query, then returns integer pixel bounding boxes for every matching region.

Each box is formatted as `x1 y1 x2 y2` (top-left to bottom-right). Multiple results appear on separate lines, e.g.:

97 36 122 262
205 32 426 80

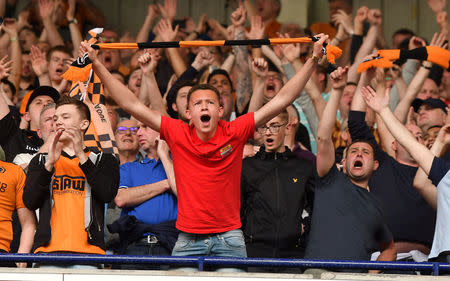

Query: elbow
113 189 127 208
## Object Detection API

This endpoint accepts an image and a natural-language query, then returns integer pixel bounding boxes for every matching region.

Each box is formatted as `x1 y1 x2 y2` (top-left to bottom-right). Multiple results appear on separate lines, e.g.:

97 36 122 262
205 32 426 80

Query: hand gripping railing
0 253 449 275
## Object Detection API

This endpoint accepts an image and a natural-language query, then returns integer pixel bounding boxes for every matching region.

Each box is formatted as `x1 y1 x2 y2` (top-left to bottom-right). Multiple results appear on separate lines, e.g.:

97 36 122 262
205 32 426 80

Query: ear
391 140 397 152
23 112 31 122
172 103 178 113
37 128 42 139
318 73 326 83
218 105 224 118
185 108 192 121
373 160 379 171
80 119 90 131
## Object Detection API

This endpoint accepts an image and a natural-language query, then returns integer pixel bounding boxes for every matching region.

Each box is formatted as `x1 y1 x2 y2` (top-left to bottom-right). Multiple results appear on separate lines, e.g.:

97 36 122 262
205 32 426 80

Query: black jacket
241 146 316 257
23 150 119 252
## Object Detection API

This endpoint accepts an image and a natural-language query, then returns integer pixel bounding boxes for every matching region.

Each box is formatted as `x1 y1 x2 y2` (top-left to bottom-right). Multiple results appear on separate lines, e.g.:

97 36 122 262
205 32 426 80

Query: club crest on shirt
219 144 233 158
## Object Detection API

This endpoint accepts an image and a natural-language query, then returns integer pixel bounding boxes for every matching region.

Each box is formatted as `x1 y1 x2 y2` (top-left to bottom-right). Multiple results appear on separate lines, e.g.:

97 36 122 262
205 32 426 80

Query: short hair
277 109 289 123
328 0 353 7
166 80 197 118
392 28 415 38
46 46 72 62
18 26 38 37
55 95 91 122
40 103 56 123
187 84 221 106
346 139 377 159
0 78 16 96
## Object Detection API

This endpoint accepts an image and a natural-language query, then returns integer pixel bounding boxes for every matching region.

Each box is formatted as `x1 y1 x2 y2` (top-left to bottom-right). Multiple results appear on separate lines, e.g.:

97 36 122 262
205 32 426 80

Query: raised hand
251 58 268 78
361 85 390 113
367 9 382 26
354 6 369 25
30 45 48 77
330 66 349 89
429 31 448 48
155 19 179 42
158 0 177 21
408 36 426 50
79 41 98 63
147 4 160 21
231 1 247 28
17 10 31 30
245 16 265 39
191 49 214 71
312 33 329 59
2 18 19 36
196 14 207 35
156 136 170 158
44 129 64 172
39 0 54 21
0 56 13 80
331 9 353 35
427 0 446 14
138 49 161 74
66 0 76 20
279 34 300 62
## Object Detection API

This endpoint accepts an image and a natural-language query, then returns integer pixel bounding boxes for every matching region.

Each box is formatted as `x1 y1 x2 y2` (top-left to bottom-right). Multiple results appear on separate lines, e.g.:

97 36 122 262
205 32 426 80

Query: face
264 71 283 99
100 49 121 71
340 84 356 114
127 69 142 94
393 124 423 163
0 82 13 101
18 29 38 51
417 104 446 131
208 74 234 121
48 51 71 83
258 115 287 153
343 142 378 182
21 53 33 79
186 89 223 137
173 85 191 122
26 95 55 131
256 0 280 21
53 104 89 142
418 79 439 100
107 106 118 131
392 33 412 49
329 0 352 20
424 126 441 149
37 107 55 141
115 119 139 153
136 121 160 152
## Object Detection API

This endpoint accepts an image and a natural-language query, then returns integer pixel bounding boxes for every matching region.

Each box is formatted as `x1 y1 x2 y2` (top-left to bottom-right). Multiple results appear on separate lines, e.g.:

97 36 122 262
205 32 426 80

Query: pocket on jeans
222 233 246 249
174 234 194 250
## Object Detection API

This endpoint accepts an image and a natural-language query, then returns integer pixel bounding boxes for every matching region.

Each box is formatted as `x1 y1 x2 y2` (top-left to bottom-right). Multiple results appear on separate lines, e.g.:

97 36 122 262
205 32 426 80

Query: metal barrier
0 253 449 275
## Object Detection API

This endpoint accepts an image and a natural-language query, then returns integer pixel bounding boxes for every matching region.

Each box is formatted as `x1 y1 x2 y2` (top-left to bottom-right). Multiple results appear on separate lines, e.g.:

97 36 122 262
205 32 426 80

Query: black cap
25 86 60 111
412 98 447 113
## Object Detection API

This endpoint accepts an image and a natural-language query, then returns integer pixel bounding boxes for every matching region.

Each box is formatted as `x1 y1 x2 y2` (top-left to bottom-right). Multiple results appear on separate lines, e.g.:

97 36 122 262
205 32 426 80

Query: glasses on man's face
116 126 138 135
257 123 286 134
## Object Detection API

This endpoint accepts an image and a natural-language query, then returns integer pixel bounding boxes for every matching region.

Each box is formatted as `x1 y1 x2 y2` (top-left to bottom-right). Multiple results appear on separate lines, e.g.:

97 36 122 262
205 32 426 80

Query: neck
395 155 418 167
196 127 217 142
349 177 370 190
119 150 138 164
145 146 158 160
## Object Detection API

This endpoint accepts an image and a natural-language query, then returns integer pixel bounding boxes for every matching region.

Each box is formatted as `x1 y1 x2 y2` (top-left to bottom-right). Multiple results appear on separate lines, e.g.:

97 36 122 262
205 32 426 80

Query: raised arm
0 56 13 119
66 0 82 58
155 19 186 77
254 35 328 127
83 42 162 132
30 45 51 86
39 0 64 47
248 58 267 112
362 86 436 174
136 4 159 43
316 67 348 177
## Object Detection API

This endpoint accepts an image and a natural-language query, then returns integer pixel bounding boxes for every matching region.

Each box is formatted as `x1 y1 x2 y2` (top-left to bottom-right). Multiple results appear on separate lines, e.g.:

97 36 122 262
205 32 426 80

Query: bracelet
310 54 320 62
421 63 432 70
10 37 17 42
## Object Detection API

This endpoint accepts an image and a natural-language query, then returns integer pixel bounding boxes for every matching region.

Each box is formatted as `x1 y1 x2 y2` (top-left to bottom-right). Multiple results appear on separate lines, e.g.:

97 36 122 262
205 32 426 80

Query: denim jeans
172 229 247 272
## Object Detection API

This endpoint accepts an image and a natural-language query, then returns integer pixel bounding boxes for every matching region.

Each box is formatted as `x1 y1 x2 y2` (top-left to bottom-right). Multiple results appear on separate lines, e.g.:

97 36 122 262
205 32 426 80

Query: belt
137 235 159 244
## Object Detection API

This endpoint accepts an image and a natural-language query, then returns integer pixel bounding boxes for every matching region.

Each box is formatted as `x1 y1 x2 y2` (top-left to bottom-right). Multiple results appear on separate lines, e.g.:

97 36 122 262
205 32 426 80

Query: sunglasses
116 126 138 135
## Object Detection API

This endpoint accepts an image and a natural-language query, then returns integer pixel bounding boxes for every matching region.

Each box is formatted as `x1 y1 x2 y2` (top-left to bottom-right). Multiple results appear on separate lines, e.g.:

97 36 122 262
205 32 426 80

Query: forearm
42 18 64 47
351 72 371 112
248 77 265 112
413 168 437 209
304 80 326 121
115 179 170 208
144 72 166 115
233 27 252 114
160 154 176 196
9 38 21 91
371 243 396 273
137 16 155 43
261 45 283 73
165 49 187 77
317 88 341 140
375 114 395 157
17 221 35 254
347 26 378 83
221 53 235 73
69 22 82 58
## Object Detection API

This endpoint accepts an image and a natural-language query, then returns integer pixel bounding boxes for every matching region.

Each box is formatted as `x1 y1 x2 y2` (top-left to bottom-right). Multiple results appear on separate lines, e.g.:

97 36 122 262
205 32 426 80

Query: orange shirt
0 161 26 252
35 152 104 254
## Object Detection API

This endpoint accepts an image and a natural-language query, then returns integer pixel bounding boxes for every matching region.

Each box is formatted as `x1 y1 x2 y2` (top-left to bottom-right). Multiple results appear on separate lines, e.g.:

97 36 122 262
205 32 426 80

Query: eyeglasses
257 123 286 134
116 126 138 135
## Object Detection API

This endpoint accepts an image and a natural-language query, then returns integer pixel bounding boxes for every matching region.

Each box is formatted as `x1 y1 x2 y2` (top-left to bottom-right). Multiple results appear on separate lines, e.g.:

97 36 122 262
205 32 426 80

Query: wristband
10 37 17 42
421 63 432 70
68 18 78 25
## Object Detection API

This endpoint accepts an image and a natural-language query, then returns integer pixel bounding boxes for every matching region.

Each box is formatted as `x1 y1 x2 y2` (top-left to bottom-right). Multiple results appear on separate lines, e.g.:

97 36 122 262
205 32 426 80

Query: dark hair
110 70 125 83
392 28 415 38
18 26 39 37
0 78 16 96
166 80 197 118
56 95 91 122
346 139 377 159
328 0 353 7
207 69 233 88
187 84 221 106
46 45 72 62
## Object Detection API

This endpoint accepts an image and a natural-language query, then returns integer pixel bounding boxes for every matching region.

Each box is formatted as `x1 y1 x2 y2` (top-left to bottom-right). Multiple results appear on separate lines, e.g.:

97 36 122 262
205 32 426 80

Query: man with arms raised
81 34 327 263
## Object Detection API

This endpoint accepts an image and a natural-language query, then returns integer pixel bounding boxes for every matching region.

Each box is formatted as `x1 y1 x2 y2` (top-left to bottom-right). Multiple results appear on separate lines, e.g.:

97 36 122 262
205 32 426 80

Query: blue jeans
172 229 247 272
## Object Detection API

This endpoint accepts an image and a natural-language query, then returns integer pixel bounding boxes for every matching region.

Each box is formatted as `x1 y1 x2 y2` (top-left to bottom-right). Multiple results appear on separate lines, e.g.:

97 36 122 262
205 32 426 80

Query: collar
255 145 293 160
190 120 224 146
141 155 162 165
61 147 90 159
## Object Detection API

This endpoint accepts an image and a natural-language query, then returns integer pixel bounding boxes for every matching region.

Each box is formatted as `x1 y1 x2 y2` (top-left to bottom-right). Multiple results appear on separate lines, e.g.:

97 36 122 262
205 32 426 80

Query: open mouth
200 114 211 123
265 137 274 145
353 160 363 168
55 68 64 75
104 55 112 63
266 84 275 92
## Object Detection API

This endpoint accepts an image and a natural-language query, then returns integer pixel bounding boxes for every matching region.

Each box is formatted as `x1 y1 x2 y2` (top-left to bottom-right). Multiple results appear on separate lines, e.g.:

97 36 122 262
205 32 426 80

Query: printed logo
52 175 86 194
0 182 7 192
292 178 298 183
219 144 233 158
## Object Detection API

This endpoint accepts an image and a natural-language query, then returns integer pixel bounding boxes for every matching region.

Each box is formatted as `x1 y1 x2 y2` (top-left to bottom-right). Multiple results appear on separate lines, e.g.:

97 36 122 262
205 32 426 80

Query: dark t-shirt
305 165 392 261
429 156 450 186
0 112 43 162
348 110 435 246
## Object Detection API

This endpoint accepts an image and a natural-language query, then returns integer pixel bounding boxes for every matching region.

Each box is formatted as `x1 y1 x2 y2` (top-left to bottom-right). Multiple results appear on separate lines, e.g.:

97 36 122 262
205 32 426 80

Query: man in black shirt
305 67 396 273
0 86 59 162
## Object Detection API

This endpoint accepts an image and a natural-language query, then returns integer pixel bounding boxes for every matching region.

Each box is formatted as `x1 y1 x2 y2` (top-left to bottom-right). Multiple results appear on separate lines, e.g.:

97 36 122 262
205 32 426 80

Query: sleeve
428 156 450 186
350 35 363 64
23 154 53 211
319 164 339 186
119 164 131 189
80 153 119 203
231 112 255 141
159 115 183 145
0 112 19 146
348 110 387 163
376 222 393 244
14 166 26 209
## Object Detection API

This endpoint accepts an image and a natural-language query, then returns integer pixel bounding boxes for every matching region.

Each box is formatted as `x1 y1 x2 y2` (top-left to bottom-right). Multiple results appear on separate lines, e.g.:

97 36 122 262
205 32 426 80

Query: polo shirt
119 156 177 225
160 113 255 234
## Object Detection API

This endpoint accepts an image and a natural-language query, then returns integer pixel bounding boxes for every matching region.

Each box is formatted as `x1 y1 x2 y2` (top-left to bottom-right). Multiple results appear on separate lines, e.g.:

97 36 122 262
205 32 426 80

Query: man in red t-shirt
82 34 327 263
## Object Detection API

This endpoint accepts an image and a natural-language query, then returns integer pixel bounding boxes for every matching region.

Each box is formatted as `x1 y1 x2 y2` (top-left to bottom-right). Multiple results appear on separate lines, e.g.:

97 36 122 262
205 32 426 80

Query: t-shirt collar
189 121 223 146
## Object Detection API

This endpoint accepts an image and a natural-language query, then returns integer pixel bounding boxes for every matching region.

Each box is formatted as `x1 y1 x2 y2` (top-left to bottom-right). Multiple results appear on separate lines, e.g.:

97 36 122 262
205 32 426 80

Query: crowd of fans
0 0 449 275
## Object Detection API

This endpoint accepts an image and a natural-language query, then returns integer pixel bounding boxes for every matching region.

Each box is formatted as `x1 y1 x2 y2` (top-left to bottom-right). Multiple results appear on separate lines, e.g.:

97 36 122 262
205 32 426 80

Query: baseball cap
23 86 60 112
412 98 447 114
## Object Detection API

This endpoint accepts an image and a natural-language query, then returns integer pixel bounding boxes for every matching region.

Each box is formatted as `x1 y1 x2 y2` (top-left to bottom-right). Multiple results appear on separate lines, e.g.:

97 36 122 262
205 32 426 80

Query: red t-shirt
160 113 255 234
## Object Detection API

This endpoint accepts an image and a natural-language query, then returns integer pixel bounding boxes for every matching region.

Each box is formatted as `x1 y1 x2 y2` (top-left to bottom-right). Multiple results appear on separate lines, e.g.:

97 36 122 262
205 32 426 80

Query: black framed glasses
257 123 287 134
116 126 138 135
